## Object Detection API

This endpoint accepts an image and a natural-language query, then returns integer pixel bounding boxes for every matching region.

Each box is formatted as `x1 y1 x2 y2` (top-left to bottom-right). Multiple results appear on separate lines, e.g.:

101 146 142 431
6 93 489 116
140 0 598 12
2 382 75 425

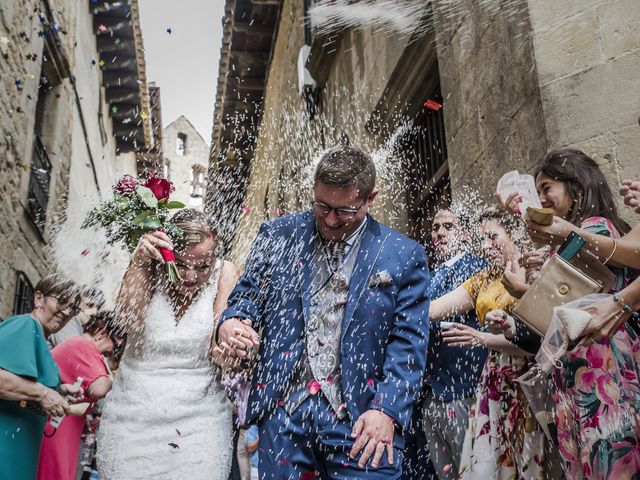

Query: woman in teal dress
0 274 84 480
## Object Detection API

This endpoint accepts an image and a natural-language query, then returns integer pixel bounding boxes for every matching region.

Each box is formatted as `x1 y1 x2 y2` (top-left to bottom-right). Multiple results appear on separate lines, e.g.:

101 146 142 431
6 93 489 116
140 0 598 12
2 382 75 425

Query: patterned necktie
327 241 346 272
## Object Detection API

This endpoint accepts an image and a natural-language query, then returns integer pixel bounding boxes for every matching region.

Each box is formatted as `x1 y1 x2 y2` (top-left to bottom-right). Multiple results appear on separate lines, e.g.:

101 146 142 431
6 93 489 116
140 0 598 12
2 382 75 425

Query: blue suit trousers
258 394 403 479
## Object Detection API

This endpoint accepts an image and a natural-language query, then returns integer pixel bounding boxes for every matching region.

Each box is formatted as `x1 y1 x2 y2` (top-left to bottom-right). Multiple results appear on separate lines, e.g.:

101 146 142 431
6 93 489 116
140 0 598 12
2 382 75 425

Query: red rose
144 175 174 202
113 175 138 195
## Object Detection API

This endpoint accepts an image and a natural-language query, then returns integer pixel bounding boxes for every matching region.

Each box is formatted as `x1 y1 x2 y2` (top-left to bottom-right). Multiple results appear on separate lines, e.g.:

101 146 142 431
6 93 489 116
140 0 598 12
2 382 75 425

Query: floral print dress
552 217 640 479
457 272 547 480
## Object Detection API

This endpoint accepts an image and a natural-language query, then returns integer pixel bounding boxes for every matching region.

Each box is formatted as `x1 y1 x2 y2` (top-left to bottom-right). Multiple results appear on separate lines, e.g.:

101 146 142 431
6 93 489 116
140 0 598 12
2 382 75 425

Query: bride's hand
218 318 260 359
132 231 173 266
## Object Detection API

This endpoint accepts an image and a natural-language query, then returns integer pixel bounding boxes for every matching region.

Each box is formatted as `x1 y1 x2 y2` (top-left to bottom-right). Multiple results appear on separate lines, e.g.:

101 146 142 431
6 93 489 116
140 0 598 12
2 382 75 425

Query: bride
98 209 237 479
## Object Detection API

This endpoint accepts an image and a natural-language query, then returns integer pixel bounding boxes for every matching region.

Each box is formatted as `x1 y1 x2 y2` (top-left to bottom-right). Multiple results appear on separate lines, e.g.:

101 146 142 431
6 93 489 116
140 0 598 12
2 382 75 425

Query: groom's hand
218 317 259 358
349 409 395 469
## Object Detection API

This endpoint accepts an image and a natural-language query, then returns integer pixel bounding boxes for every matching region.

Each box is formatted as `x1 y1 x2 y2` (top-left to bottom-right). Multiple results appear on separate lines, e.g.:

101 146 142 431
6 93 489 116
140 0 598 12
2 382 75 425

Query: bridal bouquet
82 173 185 282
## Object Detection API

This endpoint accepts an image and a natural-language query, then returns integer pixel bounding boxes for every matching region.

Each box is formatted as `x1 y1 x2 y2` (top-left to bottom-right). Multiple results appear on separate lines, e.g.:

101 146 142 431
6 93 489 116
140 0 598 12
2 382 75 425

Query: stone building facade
208 0 639 266
162 115 209 209
0 0 151 318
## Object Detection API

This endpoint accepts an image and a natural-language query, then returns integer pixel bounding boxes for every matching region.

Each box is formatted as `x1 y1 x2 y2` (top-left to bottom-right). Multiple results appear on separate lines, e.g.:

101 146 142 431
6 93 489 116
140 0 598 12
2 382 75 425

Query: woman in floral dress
525 150 639 479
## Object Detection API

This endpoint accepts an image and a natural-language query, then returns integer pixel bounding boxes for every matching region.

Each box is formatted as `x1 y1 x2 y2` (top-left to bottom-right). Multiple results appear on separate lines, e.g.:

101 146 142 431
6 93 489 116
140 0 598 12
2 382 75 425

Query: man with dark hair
218 145 431 479
420 208 487 479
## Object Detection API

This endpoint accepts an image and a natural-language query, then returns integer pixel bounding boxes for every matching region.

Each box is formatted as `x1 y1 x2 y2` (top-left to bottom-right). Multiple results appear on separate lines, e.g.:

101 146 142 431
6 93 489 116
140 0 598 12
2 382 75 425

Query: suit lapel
297 212 316 326
342 217 388 340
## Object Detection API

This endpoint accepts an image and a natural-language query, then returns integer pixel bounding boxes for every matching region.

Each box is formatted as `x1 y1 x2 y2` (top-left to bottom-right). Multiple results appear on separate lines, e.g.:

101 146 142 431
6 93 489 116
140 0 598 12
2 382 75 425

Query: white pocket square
368 270 393 288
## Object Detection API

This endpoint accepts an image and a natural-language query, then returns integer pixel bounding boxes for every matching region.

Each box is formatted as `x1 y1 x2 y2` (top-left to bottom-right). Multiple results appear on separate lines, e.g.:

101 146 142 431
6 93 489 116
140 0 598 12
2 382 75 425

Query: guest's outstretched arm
527 217 640 269
429 285 475 322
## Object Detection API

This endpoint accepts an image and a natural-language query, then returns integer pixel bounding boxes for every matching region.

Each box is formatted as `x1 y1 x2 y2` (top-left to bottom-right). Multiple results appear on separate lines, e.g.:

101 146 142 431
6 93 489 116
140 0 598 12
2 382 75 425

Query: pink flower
300 471 319 480
586 345 604 368
478 395 489 416
113 174 138 195
575 367 597 391
307 380 321 395
620 369 638 382
144 175 174 201
556 429 578 462
595 375 620 404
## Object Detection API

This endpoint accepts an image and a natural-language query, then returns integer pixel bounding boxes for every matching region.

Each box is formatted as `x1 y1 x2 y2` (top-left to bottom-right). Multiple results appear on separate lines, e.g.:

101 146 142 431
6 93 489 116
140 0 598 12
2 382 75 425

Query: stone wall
0 0 72 318
0 0 138 317
432 0 548 201
528 0 640 223
220 0 640 267
228 0 431 265
163 116 210 209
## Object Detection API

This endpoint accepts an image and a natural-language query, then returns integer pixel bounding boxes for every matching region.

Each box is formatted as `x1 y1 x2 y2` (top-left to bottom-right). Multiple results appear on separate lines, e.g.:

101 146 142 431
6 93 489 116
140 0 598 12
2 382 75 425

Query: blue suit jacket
218 211 431 436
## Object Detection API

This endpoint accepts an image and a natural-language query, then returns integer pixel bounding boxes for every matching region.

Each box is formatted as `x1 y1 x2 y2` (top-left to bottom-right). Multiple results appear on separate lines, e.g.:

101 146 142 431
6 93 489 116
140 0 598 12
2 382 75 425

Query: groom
217 145 430 479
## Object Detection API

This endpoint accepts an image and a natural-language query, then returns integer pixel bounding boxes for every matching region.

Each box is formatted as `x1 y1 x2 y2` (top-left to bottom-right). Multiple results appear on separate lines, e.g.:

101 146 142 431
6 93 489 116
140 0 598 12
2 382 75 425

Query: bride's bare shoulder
218 260 240 286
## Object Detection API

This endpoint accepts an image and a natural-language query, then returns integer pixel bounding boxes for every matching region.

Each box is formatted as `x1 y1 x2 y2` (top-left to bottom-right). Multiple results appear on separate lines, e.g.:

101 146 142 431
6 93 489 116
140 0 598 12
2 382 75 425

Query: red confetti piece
81 249 89 257
300 471 319 480
367 378 374 387
442 464 452 474
168 443 179 449
307 379 321 395
97 24 108 33
175 428 181 436
256 383 266 389
424 99 442 111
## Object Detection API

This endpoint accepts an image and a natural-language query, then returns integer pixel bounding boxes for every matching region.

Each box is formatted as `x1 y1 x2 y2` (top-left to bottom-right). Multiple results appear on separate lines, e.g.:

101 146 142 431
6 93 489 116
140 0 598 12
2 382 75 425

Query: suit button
558 284 569 295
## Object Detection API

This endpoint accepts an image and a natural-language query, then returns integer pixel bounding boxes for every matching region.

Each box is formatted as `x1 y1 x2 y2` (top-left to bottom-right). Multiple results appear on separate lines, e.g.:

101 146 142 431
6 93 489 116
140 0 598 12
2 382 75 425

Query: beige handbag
513 253 614 336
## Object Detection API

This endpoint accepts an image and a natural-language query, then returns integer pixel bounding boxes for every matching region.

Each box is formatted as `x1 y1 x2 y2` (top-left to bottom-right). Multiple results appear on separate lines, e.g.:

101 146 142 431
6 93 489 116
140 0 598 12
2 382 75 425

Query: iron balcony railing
26 134 52 235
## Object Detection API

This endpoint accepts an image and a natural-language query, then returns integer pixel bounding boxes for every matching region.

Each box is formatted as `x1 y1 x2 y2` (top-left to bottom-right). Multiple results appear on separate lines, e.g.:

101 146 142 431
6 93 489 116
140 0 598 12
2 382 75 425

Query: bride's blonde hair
170 209 217 252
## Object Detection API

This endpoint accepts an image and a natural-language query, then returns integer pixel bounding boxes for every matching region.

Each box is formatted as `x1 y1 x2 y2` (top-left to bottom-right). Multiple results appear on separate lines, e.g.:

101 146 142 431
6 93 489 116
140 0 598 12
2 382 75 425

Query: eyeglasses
432 222 456 232
47 295 82 315
311 200 365 220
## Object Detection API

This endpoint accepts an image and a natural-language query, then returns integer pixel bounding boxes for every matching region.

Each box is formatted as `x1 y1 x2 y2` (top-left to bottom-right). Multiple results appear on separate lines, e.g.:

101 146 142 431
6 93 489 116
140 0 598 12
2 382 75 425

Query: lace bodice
97 259 232 480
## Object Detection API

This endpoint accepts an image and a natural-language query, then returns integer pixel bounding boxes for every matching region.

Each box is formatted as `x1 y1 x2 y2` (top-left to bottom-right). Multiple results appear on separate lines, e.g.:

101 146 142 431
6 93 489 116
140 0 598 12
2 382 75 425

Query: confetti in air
308 0 431 36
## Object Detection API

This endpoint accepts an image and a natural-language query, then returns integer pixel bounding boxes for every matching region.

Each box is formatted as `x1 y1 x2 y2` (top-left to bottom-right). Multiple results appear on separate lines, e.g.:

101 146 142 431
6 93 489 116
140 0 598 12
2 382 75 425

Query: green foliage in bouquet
82 174 186 282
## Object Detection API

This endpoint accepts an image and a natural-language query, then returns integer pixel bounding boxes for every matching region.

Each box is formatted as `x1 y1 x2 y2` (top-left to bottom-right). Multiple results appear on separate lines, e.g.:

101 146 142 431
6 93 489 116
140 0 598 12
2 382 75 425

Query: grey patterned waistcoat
283 234 362 419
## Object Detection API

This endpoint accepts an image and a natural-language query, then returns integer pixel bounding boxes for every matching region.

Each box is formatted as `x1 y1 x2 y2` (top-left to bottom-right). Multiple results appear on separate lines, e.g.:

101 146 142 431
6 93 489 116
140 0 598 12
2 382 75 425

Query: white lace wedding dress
97 261 233 479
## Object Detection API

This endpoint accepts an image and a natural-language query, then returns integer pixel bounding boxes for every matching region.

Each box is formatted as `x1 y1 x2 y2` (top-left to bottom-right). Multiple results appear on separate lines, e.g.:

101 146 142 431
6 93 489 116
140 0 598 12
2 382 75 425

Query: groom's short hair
314 145 376 200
